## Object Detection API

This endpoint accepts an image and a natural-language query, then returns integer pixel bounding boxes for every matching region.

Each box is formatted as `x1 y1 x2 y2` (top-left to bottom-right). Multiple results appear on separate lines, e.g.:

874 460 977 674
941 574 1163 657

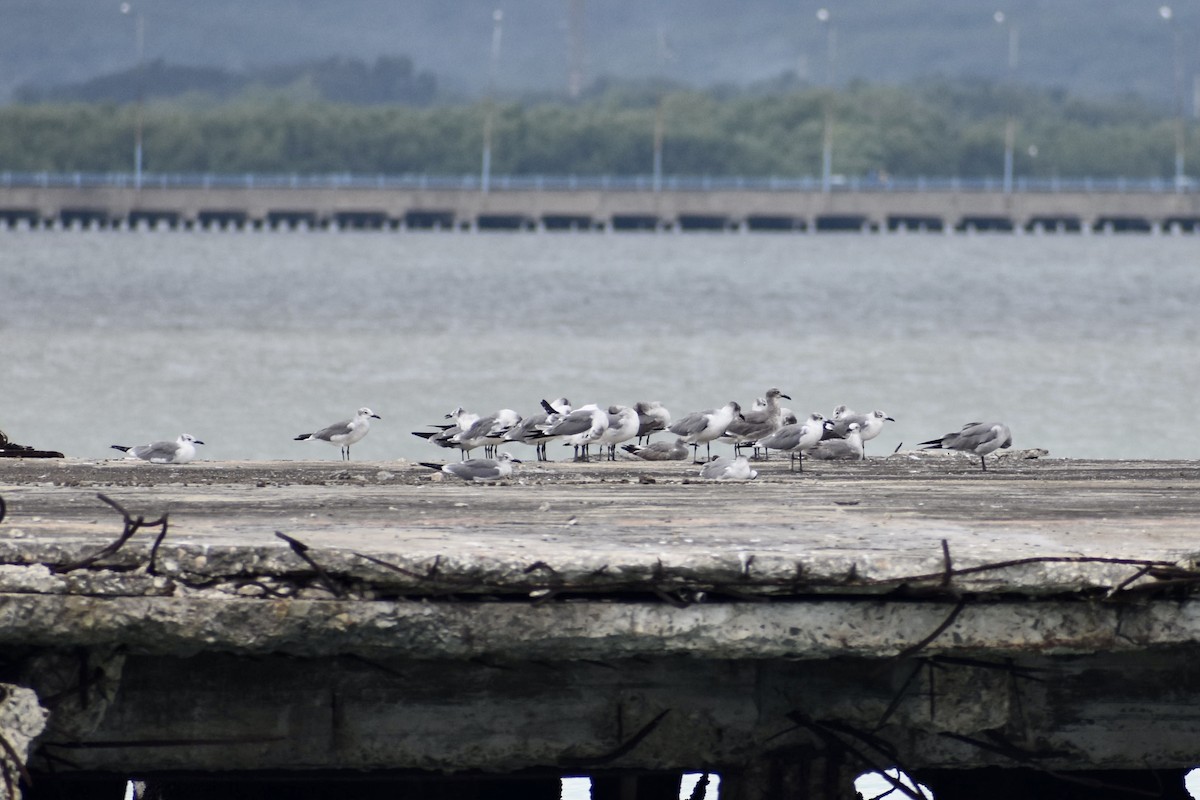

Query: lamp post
1160 5 1186 191
993 11 1018 194
816 8 835 193
652 27 671 194
481 8 503 195
120 2 144 190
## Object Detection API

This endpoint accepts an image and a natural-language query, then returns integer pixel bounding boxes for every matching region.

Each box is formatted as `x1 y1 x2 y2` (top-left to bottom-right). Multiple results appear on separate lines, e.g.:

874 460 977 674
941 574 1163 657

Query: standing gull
502 398 571 461
596 405 641 460
294 407 381 461
919 422 1012 472
420 451 521 482
457 408 522 458
669 401 744 463
111 433 204 464
829 409 895 440
755 413 827 473
412 407 478 460
828 409 896 455
541 404 609 461
634 401 671 445
723 388 791 458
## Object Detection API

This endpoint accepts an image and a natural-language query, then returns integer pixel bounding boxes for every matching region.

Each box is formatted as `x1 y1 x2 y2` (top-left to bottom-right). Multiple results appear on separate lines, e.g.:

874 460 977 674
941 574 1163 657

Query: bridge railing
0 171 1194 194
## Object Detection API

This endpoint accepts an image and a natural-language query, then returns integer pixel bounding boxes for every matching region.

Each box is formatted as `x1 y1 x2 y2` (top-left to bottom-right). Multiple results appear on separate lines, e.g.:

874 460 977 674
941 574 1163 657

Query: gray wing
445 459 502 481
668 411 710 436
461 414 498 440
312 419 354 441
636 413 667 437
951 422 1011 452
133 441 181 462
830 413 867 437
758 424 802 451
699 459 730 479
504 413 548 443
808 439 859 460
725 417 773 439
629 439 687 461
545 411 594 437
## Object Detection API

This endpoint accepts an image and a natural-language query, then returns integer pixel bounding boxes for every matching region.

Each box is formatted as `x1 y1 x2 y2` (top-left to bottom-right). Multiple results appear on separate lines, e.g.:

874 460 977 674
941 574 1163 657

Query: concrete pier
2 183 1200 234
1 454 1199 799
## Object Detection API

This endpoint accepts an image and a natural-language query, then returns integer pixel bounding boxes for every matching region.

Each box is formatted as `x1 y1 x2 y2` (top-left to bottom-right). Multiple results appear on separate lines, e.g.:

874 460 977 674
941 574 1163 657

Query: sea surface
2 229 1198 463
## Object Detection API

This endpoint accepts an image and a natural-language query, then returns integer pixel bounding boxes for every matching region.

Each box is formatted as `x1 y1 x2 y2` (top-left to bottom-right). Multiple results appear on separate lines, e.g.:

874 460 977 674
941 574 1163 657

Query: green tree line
0 80 1192 180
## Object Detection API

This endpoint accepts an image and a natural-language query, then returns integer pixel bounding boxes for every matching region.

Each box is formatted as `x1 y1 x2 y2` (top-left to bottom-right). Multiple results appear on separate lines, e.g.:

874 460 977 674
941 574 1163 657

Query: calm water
2 229 1197 462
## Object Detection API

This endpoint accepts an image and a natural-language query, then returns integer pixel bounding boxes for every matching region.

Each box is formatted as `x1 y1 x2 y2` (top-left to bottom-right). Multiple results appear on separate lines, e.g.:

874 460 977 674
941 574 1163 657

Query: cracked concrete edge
0 684 47 800
0 543 1185 600
0 593 1196 660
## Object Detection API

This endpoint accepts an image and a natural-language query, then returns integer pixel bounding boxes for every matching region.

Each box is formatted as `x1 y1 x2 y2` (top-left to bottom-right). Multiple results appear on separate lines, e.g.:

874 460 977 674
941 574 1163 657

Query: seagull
669 401 744 463
420 451 521 482
829 409 895 442
919 422 1013 472
542 404 608 461
634 401 671 445
699 455 758 481
623 437 689 461
294 407 380 460
502 397 571 461
457 408 522 457
412 407 479 460
755 413 827 472
830 404 856 422
722 388 791 458
111 433 204 464
808 422 866 461
596 405 641 460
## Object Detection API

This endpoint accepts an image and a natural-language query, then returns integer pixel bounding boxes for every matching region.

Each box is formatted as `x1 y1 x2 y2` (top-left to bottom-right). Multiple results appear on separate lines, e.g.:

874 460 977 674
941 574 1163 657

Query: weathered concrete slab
2 457 1200 792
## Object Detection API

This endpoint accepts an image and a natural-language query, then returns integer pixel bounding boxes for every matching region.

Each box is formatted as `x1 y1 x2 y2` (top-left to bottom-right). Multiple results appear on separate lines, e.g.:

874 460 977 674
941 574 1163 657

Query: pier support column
915 767 1193 800
719 749 860 800
591 771 682 800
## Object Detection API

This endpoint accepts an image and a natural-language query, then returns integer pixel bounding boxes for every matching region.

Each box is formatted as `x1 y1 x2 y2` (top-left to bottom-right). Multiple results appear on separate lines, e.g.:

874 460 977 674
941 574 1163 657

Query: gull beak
194 440 206 446
885 417 895 422
372 414 382 420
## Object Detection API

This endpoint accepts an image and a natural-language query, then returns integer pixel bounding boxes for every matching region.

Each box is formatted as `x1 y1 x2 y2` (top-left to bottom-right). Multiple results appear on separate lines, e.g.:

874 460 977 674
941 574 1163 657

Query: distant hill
2 0 1194 107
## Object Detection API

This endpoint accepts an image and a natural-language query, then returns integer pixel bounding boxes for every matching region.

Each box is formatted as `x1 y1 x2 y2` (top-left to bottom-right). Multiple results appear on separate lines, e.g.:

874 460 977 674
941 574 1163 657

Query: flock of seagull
107 392 1013 481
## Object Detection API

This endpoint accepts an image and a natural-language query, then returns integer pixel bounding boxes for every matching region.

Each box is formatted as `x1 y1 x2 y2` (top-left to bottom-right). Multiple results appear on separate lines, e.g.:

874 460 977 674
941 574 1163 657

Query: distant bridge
2 172 1199 233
